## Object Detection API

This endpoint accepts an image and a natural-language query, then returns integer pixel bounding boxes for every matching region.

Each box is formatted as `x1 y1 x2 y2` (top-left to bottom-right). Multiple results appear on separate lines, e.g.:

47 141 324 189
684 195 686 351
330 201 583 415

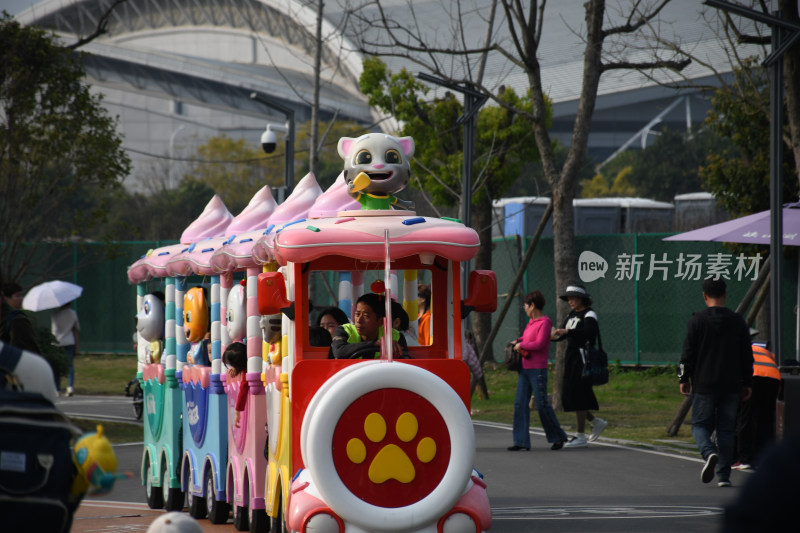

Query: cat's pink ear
398 137 415 158
337 137 355 159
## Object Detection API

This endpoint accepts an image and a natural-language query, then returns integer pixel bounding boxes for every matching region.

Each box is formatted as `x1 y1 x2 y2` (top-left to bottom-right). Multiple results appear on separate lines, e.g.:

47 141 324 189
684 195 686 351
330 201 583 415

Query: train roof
268 212 480 266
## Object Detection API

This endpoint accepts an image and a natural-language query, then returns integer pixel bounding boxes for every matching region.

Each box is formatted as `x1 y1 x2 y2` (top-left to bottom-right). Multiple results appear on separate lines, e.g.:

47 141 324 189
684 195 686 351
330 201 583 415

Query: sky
2 0 40 16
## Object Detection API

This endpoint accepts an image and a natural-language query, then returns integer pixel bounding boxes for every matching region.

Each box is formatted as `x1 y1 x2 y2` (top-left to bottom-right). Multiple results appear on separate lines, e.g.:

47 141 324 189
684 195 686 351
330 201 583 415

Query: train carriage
257 210 495 533
128 132 495 532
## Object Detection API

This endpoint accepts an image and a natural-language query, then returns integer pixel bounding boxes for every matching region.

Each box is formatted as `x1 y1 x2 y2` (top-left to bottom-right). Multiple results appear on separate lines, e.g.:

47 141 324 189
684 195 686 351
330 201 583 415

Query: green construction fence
10 235 797 366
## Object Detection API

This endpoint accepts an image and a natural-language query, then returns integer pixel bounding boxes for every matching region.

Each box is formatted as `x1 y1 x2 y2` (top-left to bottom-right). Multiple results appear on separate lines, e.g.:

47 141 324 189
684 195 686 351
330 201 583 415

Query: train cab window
303 260 450 360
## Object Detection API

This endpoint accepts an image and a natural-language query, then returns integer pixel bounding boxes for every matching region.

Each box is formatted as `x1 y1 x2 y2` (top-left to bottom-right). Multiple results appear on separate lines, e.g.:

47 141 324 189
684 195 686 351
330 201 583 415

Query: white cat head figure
337 134 415 210
137 293 164 342
226 281 247 342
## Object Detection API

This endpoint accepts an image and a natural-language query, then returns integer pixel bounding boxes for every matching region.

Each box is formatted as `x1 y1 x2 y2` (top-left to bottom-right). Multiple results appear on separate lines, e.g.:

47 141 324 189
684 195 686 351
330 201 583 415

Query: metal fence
491 234 797 366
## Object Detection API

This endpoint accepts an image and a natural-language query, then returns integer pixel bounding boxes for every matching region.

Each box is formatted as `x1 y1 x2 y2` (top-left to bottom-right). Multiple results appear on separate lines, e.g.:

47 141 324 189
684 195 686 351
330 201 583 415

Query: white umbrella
22 280 83 312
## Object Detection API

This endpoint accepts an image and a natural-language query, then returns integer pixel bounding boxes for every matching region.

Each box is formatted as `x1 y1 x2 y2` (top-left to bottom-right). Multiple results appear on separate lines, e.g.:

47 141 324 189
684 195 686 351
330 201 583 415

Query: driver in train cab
329 293 409 359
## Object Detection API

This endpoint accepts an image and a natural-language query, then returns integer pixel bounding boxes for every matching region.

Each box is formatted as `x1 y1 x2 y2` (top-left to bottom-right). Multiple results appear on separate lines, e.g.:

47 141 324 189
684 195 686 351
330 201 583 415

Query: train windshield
297 255 458 361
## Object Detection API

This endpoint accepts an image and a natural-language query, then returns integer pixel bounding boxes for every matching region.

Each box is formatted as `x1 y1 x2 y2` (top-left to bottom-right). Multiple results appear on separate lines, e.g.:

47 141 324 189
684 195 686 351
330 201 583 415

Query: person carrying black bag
552 284 608 448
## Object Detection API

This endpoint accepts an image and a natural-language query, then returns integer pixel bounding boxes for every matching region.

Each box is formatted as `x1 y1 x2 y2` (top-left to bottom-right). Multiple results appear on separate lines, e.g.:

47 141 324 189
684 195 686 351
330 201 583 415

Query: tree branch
67 0 128 50
601 57 691 72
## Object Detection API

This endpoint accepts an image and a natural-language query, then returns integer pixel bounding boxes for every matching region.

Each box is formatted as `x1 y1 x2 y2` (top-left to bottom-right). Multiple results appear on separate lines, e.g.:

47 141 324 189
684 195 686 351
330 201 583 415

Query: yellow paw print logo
345 412 437 483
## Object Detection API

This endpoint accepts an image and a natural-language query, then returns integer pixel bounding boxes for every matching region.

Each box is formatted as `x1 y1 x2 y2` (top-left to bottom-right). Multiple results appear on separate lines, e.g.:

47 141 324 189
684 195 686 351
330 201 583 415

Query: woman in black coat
552 284 607 448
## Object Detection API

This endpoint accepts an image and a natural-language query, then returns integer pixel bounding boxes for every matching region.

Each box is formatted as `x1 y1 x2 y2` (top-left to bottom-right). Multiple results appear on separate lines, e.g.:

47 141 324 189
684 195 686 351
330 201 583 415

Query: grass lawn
70 354 141 443
73 354 696 451
68 353 138 396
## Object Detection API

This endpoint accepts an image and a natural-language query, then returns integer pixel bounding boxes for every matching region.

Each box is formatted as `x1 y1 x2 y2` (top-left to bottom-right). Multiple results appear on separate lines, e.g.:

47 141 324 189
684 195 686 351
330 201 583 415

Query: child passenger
223 342 248 427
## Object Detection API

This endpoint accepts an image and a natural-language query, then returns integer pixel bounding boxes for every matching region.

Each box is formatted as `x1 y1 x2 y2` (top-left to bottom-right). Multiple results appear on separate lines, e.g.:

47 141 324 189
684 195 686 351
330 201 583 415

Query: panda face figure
184 287 209 343
226 283 246 342
337 134 415 197
137 294 164 342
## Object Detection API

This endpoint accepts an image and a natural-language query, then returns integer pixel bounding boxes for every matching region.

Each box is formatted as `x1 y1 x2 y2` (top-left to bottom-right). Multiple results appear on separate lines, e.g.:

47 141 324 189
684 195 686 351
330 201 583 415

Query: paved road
59 396 748 532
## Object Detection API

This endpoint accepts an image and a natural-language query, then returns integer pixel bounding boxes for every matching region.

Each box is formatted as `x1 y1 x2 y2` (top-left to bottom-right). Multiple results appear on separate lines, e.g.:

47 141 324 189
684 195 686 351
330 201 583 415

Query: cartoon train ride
127 134 495 532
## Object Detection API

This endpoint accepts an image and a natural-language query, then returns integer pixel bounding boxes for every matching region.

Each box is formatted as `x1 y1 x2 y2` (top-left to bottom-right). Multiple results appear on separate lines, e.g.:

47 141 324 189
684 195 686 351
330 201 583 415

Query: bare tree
345 0 691 407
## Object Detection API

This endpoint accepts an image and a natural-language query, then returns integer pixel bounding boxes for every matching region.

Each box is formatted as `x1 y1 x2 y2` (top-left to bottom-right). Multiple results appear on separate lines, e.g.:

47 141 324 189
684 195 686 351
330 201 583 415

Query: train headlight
439 511 478 533
305 510 343 533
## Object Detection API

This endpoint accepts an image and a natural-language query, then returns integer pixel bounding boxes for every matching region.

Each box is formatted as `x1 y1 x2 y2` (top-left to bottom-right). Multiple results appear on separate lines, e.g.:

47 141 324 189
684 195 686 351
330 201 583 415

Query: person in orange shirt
417 284 431 346
733 338 782 470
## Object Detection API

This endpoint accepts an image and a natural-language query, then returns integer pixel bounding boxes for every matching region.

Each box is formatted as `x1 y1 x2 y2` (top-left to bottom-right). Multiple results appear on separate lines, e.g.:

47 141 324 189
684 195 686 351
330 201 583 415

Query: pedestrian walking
51 301 80 396
679 277 753 487
508 290 568 451
552 284 607 448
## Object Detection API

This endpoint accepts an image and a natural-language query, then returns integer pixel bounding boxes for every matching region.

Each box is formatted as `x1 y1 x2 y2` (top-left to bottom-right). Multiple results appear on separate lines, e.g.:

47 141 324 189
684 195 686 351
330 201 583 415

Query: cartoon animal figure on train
184 286 210 366
226 280 247 343
337 133 415 211
70 425 132 499
136 292 164 364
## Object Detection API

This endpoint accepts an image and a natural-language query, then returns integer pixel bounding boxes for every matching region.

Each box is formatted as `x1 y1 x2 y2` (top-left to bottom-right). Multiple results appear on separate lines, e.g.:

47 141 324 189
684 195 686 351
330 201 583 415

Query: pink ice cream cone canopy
165 187 278 276
307 172 360 218
250 173 324 264
127 194 233 283
180 194 234 243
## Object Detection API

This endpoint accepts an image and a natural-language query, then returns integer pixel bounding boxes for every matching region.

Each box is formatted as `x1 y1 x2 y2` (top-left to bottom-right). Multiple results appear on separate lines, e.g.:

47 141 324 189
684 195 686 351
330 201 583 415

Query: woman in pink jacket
508 290 568 451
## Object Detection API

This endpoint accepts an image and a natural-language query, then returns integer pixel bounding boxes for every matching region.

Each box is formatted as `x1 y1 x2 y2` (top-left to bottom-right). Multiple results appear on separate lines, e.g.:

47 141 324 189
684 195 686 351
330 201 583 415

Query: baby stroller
124 377 143 420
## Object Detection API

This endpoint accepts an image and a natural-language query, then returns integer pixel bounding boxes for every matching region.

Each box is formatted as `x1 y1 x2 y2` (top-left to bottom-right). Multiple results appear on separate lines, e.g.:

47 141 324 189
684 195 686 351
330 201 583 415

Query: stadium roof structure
12 0 767 190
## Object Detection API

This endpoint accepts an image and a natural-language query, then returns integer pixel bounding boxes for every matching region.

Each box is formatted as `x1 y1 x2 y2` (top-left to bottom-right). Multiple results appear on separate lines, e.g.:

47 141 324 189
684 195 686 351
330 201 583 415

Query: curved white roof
10 0 766 189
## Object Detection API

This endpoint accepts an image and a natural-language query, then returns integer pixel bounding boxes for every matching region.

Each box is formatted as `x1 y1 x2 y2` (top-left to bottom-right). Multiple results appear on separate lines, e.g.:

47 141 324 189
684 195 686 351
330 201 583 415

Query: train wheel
206 472 230 524
132 381 143 420
233 504 249 531
270 494 286 533
163 462 184 511
145 461 163 509
188 487 207 519
249 508 267 533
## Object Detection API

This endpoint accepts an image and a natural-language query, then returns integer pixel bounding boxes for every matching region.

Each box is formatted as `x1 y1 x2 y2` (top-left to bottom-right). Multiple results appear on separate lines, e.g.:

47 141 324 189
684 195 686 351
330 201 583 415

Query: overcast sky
3 0 40 16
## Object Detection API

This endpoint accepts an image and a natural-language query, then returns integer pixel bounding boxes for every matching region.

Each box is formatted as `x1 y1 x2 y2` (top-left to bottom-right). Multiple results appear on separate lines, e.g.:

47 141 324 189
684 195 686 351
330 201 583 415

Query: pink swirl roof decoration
271 213 480 266
127 194 233 283
210 228 272 272
250 173 323 264
165 187 277 277
180 194 234 243
266 173 323 226
225 186 278 233
307 172 360 218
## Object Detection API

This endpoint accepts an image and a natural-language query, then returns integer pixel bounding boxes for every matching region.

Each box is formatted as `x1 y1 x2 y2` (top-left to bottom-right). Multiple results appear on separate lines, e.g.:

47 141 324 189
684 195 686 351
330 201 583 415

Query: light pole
250 91 296 199
169 124 189 188
704 0 800 363
416 72 488 298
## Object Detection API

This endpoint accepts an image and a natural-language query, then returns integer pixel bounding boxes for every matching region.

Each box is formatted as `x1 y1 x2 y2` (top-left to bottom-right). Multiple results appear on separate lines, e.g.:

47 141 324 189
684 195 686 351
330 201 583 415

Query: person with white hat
552 284 608 448
147 512 203 533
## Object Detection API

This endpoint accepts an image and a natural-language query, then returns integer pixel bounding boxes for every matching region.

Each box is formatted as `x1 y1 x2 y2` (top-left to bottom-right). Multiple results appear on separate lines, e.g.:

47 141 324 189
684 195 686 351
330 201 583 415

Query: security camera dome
261 128 277 154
